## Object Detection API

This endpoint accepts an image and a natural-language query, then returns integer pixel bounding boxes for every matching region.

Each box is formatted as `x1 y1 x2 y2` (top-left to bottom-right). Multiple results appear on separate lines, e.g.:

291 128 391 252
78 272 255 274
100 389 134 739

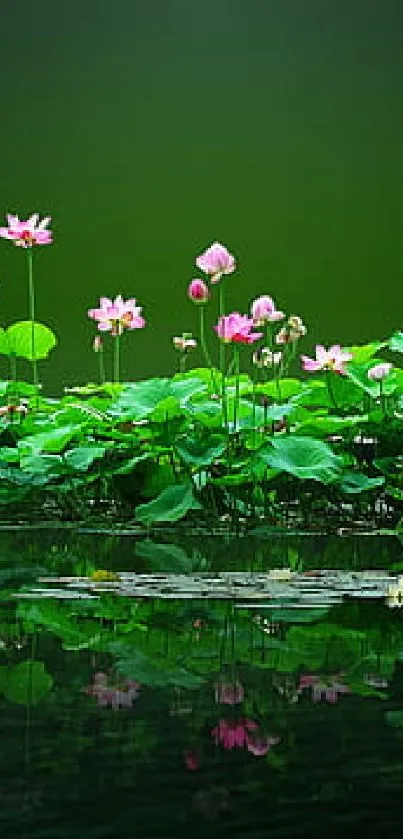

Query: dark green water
1 531 403 837
0 1 402 392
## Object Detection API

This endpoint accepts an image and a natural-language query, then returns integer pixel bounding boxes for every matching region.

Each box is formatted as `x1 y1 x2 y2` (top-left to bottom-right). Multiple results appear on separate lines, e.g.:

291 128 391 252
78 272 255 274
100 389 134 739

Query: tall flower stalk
26 249 37 385
195 242 236 422
368 363 393 418
0 213 53 386
187 279 217 392
173 333 197 374
88 295 145 385
114 332 121 383
214 312 262 433
219 285 227 425
233 345 240 431
93 336 105 384
251 295 285 400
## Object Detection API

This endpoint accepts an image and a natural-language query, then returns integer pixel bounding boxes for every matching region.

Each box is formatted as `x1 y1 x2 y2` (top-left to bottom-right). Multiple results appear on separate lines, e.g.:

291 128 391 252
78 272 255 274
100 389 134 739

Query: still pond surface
1 529 403 838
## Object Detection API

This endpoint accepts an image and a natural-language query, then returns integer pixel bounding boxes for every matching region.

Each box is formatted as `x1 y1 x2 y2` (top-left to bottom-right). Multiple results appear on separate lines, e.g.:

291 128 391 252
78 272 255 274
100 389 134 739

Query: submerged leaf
111 644 204 688
0 660 53 705
135 540 194 572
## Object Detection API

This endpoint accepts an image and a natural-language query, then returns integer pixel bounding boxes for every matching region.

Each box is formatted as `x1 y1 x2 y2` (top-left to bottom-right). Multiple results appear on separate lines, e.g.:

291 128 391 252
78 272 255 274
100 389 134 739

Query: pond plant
0 216 403 532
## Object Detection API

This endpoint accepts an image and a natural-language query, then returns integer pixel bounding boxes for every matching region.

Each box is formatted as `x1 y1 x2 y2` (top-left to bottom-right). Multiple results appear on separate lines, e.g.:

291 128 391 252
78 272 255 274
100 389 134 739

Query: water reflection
0 601 401 834
0 532 403 836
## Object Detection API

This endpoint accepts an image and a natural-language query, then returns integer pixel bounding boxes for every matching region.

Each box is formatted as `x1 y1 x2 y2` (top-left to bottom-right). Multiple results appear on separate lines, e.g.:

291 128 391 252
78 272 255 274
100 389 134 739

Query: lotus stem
199 306 218 393
326 369 338 412
219 285 227 429
233 346 240 432
114 333 120 383
379 380 386 417
99 347 105 385
26 249 37 386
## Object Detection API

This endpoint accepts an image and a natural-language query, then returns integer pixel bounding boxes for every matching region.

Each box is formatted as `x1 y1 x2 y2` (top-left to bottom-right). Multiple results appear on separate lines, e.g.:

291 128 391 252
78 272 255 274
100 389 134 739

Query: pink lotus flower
214 312 262 344
85 672 141 710
251 295 285 324
298 673 350 703
301 344 352 375
188 278 210 303
211 718 258 749
214 681 244 705
196 242 236 283
88 295 145 336
0 213 53 247
367 362 392 381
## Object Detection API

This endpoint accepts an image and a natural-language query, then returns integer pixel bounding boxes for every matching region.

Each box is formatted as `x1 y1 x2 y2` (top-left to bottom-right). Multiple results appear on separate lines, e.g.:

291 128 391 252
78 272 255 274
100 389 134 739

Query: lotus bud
252 347 282 368
173 333 197 352
187 278 210 304
367 363 393 381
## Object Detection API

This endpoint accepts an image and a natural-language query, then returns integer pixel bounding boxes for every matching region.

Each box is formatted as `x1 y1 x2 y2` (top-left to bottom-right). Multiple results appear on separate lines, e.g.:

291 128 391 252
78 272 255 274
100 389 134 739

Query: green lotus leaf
135 482 202 524
257 435 342 483
0 321 57 360
0 660 53 705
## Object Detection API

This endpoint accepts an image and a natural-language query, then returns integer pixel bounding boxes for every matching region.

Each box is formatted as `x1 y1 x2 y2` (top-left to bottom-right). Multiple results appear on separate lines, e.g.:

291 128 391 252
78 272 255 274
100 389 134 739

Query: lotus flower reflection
85 672 141 710
298 673 350 703
211 718 280 756
214 681 245 705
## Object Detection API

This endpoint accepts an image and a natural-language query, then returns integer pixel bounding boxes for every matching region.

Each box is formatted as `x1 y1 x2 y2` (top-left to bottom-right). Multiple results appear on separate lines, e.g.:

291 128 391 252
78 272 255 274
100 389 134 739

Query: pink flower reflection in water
214 681 245 705
298 673 350 704
211 718 280 757
85 671 141 710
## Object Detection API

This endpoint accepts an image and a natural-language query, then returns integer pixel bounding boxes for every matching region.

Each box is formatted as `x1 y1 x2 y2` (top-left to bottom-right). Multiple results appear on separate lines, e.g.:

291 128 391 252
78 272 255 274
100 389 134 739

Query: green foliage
0 328 400 523
19 425 82 457
0 321 57 360
388 331 403 353
17 602 104 650
386 710 403 728
0 660 53 705
135 482 202 524
110 643 204 688
175 433 226 467
135 540 196 572
337 472 385 494
345 361 397 397
346 341 387 363
63 444 108 471
256 435 342 483
107 377 206 422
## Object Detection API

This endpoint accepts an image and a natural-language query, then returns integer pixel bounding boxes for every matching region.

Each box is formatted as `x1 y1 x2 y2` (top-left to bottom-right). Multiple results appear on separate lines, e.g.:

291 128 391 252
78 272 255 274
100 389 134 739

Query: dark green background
0 0 402 392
